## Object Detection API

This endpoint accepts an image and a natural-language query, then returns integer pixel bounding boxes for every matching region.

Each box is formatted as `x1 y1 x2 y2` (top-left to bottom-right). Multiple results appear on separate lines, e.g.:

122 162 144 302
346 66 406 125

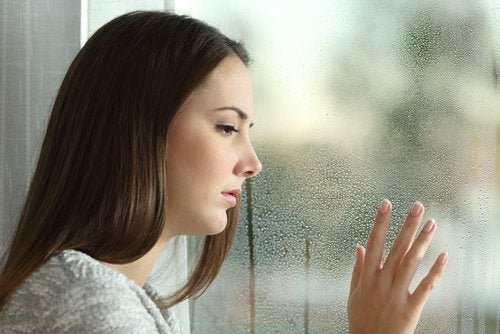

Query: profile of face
163 56 262 238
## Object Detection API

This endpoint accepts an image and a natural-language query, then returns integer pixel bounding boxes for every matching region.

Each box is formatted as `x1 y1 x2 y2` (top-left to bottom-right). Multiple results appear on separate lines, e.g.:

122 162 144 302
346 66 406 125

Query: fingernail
379 199 390 214
355 244 364 255
438 252 448 265
422 219 435 233
410 201 423 217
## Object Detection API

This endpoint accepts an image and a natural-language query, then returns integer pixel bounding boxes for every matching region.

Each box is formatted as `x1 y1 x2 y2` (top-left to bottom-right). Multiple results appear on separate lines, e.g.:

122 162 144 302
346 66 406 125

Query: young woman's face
163 56 262 238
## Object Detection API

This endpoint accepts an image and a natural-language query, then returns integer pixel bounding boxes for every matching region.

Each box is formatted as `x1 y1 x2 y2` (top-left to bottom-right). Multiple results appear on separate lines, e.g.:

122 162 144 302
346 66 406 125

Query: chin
205 219 228 235
198 210 228 235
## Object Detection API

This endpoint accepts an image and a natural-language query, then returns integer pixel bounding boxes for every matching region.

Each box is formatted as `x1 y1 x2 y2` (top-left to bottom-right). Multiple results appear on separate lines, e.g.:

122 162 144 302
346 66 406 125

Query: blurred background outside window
176 1 500 333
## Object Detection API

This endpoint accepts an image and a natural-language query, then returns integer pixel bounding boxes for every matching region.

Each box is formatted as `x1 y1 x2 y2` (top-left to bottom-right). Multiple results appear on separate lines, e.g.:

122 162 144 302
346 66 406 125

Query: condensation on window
177 1 500 333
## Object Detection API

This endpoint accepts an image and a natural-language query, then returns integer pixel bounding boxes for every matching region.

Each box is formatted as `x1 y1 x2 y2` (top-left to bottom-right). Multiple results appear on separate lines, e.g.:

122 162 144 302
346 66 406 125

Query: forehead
197 56 250 89
184 56 254 117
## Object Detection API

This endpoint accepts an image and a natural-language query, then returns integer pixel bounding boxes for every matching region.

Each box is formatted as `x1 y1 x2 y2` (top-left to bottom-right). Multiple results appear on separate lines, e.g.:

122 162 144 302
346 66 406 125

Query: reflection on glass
176 1 500 333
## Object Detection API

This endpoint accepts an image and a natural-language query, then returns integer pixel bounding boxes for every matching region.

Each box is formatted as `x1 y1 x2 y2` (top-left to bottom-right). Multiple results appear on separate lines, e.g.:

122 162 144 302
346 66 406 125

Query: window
176 1 500 333
1 1 498 333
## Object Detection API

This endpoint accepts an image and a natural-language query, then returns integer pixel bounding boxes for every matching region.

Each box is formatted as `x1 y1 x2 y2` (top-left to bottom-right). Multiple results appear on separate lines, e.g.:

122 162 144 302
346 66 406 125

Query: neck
102 239 170 287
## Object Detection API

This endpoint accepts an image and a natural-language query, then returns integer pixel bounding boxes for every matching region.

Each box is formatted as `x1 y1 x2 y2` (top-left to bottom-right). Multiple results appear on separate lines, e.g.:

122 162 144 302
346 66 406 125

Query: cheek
174 143 222 180
167 134 231 193
174 133 228 171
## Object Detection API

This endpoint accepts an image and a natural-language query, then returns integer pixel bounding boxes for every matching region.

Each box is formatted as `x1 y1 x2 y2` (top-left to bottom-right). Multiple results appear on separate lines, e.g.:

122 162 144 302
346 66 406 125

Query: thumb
350 244 365 294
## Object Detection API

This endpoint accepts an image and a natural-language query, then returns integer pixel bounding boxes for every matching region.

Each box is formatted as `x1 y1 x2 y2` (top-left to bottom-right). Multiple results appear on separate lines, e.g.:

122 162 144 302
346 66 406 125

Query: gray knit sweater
0 250 183 333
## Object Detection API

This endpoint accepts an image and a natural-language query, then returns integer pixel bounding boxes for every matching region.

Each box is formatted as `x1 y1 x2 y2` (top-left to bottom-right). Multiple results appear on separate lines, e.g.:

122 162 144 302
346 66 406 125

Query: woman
0 11 447 333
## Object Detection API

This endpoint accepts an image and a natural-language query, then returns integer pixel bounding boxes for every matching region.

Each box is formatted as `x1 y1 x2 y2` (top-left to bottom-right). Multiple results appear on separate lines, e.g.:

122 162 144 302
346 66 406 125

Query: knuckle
391 242 409 258
424 282 435 293
369 232 384 245
407 252 424 266
431 268 444 279
421 277 436 293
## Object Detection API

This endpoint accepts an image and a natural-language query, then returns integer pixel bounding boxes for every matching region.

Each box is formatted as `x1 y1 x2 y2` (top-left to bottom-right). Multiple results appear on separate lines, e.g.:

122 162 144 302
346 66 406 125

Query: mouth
221 189 241 207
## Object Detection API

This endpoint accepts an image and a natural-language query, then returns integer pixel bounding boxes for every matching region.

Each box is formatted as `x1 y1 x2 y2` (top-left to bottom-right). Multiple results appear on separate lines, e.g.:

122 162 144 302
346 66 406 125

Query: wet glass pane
176 1 500 333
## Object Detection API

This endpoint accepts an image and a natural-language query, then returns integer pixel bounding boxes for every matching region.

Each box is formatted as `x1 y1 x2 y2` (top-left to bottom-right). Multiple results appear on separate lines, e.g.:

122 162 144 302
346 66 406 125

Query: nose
236 142 262 178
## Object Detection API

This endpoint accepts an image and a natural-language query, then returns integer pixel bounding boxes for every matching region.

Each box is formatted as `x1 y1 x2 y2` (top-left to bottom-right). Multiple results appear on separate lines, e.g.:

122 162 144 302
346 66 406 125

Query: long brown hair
0 11 249 310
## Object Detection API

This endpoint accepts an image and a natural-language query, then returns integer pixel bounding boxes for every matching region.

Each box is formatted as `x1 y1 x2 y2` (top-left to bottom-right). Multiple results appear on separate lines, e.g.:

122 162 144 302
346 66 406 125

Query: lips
221 189 241 207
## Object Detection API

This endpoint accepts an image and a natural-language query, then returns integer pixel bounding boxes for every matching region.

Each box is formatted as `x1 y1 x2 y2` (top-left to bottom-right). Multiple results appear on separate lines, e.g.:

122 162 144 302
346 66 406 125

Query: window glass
176 1 500 333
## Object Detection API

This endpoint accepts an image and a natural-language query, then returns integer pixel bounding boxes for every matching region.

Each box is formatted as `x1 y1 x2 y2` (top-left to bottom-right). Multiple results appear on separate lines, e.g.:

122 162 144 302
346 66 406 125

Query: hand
348 200 448 334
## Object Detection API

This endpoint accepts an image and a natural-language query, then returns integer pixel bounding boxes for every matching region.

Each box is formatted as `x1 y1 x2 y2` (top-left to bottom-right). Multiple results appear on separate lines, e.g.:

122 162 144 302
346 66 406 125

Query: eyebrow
213 106 254 127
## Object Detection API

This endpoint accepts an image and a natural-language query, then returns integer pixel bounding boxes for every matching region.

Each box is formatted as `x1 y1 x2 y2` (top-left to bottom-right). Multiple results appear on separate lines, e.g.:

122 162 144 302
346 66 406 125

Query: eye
216 124 240 135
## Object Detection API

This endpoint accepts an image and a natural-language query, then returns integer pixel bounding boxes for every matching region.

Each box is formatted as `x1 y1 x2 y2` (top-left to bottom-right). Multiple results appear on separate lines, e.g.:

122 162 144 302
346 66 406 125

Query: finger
411 252 448 307
392 219 437 293
363 199 392 275
350 244 366 294
382 201 424 277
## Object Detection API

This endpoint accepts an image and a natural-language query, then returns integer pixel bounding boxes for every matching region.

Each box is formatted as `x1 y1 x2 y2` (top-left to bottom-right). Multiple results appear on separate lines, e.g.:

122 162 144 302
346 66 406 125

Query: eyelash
216 124 240 135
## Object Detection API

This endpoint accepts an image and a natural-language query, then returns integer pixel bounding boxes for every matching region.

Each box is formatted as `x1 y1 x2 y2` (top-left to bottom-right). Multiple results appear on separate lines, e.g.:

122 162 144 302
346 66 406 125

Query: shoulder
143 284 185 333
0 250 165 333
